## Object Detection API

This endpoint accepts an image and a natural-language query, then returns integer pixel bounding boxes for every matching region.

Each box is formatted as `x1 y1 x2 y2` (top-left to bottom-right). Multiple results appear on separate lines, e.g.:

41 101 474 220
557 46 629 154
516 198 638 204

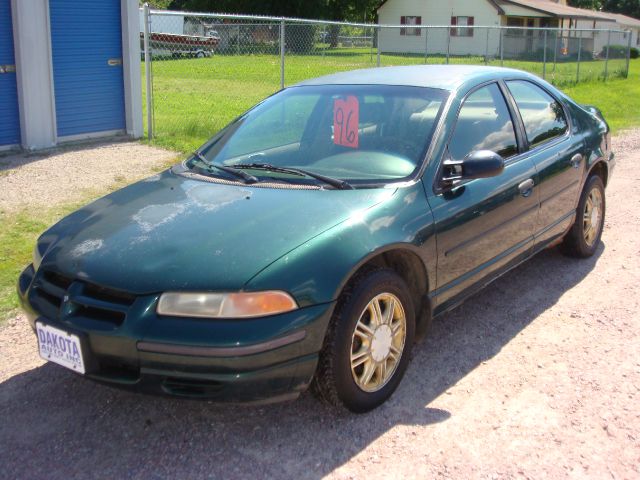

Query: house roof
599 12 640 29
497 0 615 21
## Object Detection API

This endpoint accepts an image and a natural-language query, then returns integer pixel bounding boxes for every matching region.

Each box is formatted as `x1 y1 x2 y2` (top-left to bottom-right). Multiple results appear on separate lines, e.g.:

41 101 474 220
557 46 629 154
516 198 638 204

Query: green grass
144 49 636 153
563 59 640 133
0 159 178 324
0 206 75 322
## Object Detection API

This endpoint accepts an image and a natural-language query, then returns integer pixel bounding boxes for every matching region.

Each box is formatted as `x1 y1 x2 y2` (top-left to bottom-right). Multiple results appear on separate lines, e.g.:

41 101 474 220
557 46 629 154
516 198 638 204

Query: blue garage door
0 0 20 146
50 0 125 137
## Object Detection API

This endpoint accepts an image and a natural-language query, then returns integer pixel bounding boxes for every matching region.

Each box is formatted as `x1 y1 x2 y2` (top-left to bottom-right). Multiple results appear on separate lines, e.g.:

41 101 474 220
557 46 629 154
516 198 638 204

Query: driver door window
431 82 537 302
449 83 518 161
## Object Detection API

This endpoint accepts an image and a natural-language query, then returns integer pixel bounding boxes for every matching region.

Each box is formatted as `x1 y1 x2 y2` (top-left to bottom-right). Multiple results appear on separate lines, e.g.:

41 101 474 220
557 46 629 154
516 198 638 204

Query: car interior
220 91 445 180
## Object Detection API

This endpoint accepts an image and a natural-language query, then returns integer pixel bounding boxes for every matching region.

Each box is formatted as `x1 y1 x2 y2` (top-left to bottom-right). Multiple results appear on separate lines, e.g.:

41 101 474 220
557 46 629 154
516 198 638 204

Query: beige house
598 12 640 48
377 0 632 58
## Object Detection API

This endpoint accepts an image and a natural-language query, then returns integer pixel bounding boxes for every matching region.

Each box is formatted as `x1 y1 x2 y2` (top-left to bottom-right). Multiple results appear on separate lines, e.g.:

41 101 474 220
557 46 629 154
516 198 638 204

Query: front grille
31 270 137 331
43 271 72 291
83 282 136 306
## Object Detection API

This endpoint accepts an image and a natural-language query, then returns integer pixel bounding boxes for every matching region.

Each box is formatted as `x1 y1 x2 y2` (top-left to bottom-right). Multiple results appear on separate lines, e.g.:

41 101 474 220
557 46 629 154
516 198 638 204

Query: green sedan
18 65 613 412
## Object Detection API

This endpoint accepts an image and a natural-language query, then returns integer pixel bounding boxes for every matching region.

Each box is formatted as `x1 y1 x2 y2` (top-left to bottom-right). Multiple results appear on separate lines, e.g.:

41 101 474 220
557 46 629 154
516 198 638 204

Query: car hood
39 169 396 295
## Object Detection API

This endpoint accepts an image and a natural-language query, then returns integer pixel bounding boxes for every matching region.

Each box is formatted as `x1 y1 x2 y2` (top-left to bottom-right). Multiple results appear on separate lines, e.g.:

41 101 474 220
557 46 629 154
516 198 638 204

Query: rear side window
506 80 568 148
449 83 518 161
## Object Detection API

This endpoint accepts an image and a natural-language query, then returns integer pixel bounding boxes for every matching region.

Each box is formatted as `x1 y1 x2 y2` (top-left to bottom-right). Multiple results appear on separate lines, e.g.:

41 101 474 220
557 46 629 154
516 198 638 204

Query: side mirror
441 150 505 187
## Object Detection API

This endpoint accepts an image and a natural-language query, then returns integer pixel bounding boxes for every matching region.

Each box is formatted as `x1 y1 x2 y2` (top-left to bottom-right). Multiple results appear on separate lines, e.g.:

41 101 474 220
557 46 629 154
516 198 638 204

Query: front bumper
18 264 335 402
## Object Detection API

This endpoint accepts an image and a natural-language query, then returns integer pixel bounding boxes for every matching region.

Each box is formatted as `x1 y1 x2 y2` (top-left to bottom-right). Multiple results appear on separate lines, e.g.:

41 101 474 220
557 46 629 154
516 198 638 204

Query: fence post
280 20 285 89
485 27 490 64
424 26 429 64
576 35 582 83
446 26 451 64
553 29 558 75
542 30 547 79
322 25 326 58
500 28 504 67
377 26 381 67
236 24 241 55
604 29 611 80
625 29 632 78
143 3 153 140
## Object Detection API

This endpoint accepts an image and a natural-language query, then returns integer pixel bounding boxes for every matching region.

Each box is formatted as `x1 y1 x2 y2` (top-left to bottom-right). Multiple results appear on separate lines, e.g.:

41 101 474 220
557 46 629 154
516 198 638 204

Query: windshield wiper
233 163 354 190
192 152 258 184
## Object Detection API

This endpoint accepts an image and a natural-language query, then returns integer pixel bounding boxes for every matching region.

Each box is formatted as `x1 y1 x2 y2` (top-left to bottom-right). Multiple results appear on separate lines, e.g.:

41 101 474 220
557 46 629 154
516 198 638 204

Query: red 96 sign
333 96 359 149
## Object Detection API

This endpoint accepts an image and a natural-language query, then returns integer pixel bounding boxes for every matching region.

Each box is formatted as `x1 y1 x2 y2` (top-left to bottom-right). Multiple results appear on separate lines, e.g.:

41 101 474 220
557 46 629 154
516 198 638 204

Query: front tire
312 269 415 413
561 174 605 258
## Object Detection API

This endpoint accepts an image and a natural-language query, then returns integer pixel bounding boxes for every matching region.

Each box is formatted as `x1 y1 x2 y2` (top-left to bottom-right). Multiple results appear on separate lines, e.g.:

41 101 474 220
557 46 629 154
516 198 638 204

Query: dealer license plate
36 322 86 374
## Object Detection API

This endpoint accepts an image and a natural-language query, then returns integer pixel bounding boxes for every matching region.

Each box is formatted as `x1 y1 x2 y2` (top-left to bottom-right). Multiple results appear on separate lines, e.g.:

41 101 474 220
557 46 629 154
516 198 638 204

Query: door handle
570 154 583 169
518 178 535 197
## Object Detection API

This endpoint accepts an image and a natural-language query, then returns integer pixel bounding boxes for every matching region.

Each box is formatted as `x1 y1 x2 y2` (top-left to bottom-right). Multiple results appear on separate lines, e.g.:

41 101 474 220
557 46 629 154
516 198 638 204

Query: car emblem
59 292 78 319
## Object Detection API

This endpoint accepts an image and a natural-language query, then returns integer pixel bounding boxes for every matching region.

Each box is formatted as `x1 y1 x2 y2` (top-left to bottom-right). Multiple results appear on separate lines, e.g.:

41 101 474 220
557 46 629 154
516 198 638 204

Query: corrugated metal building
0 0 142 151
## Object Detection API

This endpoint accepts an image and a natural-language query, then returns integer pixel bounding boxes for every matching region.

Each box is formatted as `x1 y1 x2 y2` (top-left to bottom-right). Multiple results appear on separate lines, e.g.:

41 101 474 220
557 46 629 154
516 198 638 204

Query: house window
400 16 421 36
506 17 525 36
450 16 474 37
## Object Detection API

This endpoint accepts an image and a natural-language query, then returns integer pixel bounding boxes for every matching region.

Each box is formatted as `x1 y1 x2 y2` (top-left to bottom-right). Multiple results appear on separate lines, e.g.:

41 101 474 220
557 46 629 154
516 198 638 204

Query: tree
601 0 640 19
139 0 174 8
568 0 640 19
166 1 326 19
164 0 380 22
568 0 602 9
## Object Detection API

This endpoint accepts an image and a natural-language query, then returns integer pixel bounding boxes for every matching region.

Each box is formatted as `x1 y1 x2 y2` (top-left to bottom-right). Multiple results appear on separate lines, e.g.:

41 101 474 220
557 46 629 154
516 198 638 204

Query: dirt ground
0 134 639 479
0 140 176 213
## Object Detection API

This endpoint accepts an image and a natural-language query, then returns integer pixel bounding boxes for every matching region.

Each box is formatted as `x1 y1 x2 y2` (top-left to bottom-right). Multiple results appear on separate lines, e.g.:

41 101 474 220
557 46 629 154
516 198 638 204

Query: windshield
191 84 448 185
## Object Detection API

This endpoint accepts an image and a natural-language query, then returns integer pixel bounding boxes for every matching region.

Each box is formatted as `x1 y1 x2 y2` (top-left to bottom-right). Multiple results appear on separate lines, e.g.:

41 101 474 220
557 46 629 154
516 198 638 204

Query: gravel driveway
1 135 639 479
0 140 176 213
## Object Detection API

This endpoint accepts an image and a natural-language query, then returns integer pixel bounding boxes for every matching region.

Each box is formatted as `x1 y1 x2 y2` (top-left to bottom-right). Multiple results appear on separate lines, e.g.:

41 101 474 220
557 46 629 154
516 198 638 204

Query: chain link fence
141 6 633 152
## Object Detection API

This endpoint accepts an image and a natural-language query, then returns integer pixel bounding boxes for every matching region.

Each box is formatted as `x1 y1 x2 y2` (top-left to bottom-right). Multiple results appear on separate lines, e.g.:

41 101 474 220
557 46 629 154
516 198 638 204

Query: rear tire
312 269 415 413
561 175 605 258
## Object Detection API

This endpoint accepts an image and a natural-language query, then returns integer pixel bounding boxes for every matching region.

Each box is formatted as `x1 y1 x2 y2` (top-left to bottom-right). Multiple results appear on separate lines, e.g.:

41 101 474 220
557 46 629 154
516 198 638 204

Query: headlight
32 244 43 271
156 291 298 318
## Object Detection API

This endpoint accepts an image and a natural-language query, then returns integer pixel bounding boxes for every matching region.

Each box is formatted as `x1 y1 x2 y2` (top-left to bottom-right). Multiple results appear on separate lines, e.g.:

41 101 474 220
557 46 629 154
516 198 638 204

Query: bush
562 48 594 62
631 47 639 59
600 44 635 59
521 47 555 62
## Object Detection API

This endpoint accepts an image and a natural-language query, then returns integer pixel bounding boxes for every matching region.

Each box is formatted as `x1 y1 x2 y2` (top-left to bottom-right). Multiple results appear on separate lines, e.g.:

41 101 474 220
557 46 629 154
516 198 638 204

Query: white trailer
139 9 185 35
139 9 220 58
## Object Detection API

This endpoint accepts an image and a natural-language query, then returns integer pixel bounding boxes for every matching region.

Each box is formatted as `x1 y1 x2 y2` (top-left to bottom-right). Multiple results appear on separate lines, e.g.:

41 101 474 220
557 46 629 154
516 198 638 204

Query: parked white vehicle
139 9 220 58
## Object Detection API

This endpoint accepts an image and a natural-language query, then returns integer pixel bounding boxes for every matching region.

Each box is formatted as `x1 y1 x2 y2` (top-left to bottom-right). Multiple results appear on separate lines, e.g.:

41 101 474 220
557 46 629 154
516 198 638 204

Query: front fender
244 183 436 307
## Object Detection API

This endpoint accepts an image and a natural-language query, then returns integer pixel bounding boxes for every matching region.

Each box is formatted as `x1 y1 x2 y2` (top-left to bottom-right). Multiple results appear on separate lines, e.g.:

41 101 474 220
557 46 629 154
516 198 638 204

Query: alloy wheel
583 187 603 247
350 293 407 393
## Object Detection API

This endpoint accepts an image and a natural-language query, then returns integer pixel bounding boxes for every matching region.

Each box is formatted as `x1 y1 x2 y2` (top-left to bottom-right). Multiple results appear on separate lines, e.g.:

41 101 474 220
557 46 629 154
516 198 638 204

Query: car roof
295 65 533 92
